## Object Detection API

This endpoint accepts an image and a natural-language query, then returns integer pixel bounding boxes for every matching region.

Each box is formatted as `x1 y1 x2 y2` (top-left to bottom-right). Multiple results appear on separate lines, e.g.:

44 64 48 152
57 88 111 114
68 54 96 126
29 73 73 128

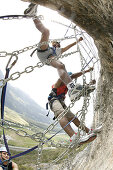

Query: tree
21 0 113 169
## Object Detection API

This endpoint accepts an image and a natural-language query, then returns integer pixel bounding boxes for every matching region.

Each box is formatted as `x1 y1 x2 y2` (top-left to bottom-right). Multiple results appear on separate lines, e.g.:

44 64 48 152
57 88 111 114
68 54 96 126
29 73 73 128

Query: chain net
0 13 100 170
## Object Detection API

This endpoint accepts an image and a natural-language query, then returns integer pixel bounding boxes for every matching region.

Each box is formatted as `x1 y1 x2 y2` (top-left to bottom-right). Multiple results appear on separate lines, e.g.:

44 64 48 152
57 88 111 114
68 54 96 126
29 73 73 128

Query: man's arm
12 162 19 170
53 68 94 88
71 67 94 79
61 37 83 54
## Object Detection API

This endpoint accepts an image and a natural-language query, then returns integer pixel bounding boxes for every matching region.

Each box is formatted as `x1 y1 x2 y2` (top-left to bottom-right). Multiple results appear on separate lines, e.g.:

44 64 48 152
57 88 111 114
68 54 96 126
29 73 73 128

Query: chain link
0 52 12 57
0 120 44 142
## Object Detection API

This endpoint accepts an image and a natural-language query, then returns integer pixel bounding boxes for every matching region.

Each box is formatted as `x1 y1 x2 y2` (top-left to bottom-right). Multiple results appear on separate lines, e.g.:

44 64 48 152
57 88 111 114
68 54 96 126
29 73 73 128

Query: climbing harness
0 160 13 170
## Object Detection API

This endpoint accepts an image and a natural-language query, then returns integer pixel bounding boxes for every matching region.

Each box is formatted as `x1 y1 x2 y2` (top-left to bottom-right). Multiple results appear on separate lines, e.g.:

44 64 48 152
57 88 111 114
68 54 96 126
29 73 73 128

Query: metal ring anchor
6 54 18 70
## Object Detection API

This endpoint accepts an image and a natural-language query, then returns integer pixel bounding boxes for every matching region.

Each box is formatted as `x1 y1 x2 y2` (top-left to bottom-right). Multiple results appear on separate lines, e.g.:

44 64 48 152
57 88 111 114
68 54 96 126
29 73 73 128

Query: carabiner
6 54 18 70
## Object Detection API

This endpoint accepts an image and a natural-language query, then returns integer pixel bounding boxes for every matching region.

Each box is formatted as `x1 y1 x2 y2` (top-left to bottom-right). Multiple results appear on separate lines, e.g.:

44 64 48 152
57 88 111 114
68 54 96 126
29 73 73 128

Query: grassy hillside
0 127 68 148
4 106 29 126
0 106 68 148
0 104 87 170
0 70 53 126
9 144 87 170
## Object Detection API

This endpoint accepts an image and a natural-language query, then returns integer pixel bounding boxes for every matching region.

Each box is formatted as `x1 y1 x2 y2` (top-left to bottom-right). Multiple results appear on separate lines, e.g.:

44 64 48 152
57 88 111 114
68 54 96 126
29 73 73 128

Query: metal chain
0 15 31 20
37 142 43 170
61 147 79 170
39 94 91 168
50 137 80 166
52 27 93 170
0 49 78 88
0 14 44 21
49 99 90 169
0 16 97 169
0 34 79 58
49 96 90 165
0 118 70 148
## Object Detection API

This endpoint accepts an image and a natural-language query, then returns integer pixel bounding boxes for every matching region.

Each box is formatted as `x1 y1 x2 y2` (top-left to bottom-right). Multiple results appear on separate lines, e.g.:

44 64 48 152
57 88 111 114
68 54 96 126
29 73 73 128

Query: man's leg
50 59 72 85
67 116 89 133
51 100 75 137
59 116 75 137
33 18 50 50
24 3 49 50
65 110 90 133
33 21 72 85
66 115 97 144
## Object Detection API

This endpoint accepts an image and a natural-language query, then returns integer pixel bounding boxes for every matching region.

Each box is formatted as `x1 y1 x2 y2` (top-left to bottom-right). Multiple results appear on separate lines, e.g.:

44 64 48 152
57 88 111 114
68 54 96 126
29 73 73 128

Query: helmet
0 147 7 152
68 72 72 76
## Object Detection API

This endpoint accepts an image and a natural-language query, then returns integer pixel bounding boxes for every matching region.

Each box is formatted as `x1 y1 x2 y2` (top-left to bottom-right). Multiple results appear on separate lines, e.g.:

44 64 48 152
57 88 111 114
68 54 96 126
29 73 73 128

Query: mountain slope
0 70 53 126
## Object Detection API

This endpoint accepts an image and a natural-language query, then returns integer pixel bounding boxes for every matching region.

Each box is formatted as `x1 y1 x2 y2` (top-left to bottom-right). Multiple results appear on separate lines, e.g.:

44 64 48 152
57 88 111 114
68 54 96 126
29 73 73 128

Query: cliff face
21 0 113 169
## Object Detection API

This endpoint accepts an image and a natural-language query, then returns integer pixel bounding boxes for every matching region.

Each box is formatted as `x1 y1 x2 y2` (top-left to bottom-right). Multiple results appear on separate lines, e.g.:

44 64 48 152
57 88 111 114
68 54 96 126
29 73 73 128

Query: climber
23 3 93 102
0 146 18 170
47 67 102 145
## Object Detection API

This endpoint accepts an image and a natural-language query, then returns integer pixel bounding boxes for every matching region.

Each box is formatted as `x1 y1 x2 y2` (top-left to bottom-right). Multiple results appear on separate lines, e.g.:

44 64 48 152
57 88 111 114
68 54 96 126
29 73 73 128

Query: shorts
50 99 76 119
37 46 56 65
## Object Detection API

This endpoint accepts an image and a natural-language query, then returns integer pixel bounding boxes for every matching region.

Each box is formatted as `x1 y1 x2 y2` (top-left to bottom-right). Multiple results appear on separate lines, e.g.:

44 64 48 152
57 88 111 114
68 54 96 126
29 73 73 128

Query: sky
0 0 99 128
